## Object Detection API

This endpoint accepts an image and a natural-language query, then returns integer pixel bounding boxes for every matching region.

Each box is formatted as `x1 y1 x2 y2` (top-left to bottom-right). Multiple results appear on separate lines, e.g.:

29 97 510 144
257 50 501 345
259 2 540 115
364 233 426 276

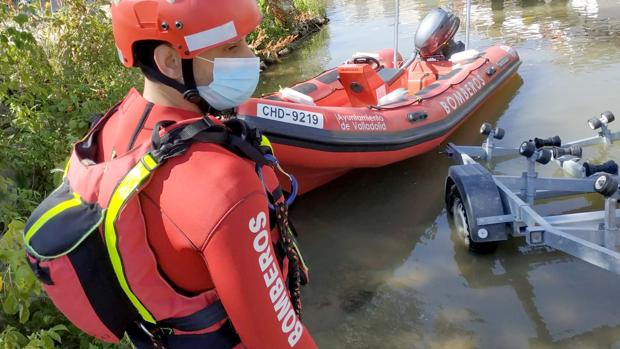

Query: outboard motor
414 8 465 60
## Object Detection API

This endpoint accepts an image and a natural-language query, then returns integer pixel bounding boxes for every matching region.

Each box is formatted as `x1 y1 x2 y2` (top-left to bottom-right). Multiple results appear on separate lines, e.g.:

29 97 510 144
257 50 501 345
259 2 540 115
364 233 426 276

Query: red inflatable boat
237 9 521 194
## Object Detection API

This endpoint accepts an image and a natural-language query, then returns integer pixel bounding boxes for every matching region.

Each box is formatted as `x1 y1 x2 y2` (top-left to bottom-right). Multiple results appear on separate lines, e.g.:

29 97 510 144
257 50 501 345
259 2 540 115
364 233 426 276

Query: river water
259 0 620 348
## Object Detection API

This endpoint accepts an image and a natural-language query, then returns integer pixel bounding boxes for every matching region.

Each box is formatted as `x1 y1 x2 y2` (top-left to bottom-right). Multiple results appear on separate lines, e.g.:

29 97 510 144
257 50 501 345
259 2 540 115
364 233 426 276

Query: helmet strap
136 60 222 117
180 59 222 116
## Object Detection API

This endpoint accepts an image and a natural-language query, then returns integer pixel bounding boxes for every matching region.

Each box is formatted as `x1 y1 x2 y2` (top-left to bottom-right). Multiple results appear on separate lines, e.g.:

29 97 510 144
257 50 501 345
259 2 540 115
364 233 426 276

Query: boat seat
264 95 285 101
406 60 454 94
415 82 440 96
437 68 462 81
288 80 337 102
316 69 340 84
267 69 343 105
377 68 402 84
292 83 318 95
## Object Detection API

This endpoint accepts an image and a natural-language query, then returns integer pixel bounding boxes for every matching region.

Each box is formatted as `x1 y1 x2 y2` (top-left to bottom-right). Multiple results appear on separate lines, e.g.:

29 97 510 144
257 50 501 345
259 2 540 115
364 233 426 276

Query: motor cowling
414 8 462 59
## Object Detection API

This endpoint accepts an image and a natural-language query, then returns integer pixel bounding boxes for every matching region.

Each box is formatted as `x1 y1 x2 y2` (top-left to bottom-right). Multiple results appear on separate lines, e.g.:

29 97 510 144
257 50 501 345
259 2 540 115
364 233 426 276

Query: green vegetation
0 0 326 347
251 0 328 62
0 0 138 347
293 0 327 17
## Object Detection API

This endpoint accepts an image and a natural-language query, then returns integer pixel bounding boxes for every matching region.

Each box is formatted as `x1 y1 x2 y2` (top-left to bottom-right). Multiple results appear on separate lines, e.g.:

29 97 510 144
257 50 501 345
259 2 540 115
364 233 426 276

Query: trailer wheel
448 185 498 254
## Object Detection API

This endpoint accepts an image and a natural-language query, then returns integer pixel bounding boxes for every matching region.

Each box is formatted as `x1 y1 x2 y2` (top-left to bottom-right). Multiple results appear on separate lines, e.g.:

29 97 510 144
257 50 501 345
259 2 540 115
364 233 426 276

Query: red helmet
111 0 262 67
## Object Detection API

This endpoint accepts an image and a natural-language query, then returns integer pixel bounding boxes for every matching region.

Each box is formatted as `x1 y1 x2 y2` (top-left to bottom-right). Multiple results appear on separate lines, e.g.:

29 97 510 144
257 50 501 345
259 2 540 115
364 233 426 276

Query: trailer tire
448 184 498 254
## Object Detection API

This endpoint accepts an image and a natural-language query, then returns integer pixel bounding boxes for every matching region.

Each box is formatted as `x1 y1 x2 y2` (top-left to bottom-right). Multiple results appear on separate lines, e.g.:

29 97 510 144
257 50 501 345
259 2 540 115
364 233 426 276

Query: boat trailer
444 111 620 274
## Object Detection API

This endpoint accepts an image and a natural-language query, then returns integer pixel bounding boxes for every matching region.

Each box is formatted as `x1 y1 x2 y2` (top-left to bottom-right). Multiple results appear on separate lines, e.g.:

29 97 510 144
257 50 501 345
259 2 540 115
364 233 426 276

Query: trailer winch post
604 197 617 249
524 158 538 206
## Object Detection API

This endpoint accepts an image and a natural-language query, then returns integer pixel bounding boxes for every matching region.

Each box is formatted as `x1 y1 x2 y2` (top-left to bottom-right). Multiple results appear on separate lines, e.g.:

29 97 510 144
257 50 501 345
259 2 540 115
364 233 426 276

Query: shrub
1 1 139 347
0 0 325 347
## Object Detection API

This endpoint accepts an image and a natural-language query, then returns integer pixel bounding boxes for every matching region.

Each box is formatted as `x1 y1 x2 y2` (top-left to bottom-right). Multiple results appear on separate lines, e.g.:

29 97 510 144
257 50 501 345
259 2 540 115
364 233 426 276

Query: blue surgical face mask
195 56 260 111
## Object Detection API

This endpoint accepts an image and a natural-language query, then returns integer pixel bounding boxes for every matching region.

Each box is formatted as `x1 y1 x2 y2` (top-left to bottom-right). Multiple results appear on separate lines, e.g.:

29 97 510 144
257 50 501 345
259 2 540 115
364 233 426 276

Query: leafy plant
0 0 137 347
293 0 327 17
249 0 327 54
0 0 326 347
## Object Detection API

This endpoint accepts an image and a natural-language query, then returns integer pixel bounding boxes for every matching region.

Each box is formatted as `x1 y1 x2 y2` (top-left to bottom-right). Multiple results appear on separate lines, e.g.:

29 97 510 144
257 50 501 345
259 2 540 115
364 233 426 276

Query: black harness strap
163 321 240 349
160 119 216 145
150 119 270 168
226 135 270 166
150 120 227 162
126 322 168 349
159 300 227 332
151 120 178 150
269 186 284 204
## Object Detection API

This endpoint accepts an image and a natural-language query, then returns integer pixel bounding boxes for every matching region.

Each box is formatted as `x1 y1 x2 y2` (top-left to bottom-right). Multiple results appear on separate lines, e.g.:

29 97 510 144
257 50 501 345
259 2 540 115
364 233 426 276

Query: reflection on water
258 0 620 95
263 0 620 347
488 0 620 69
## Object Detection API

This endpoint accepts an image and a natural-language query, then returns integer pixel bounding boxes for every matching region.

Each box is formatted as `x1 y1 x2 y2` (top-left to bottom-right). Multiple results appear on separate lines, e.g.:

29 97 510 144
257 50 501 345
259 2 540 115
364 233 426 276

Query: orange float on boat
237 8 522 194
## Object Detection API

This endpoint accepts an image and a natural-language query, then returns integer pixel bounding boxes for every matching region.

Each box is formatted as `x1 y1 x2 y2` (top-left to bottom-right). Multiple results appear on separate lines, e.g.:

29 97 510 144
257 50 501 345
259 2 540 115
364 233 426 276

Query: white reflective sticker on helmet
184 21 238 53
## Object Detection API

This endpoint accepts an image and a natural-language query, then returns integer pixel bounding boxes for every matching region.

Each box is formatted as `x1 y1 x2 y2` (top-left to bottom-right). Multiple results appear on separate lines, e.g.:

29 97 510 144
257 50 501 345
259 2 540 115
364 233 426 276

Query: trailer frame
445 113 620 274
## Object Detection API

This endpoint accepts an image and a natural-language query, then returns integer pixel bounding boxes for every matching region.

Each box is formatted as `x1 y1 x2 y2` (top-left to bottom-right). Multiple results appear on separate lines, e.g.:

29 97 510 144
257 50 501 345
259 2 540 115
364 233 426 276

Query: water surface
262 1 620 348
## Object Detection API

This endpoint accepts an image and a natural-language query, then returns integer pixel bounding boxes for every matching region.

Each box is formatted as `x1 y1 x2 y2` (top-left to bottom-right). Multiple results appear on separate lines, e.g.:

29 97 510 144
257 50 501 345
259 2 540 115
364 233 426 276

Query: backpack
24 109 306 346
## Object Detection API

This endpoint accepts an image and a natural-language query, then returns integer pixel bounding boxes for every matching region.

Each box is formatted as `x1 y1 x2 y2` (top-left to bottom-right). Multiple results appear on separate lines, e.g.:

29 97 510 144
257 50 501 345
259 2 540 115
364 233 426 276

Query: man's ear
153 44 182 80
